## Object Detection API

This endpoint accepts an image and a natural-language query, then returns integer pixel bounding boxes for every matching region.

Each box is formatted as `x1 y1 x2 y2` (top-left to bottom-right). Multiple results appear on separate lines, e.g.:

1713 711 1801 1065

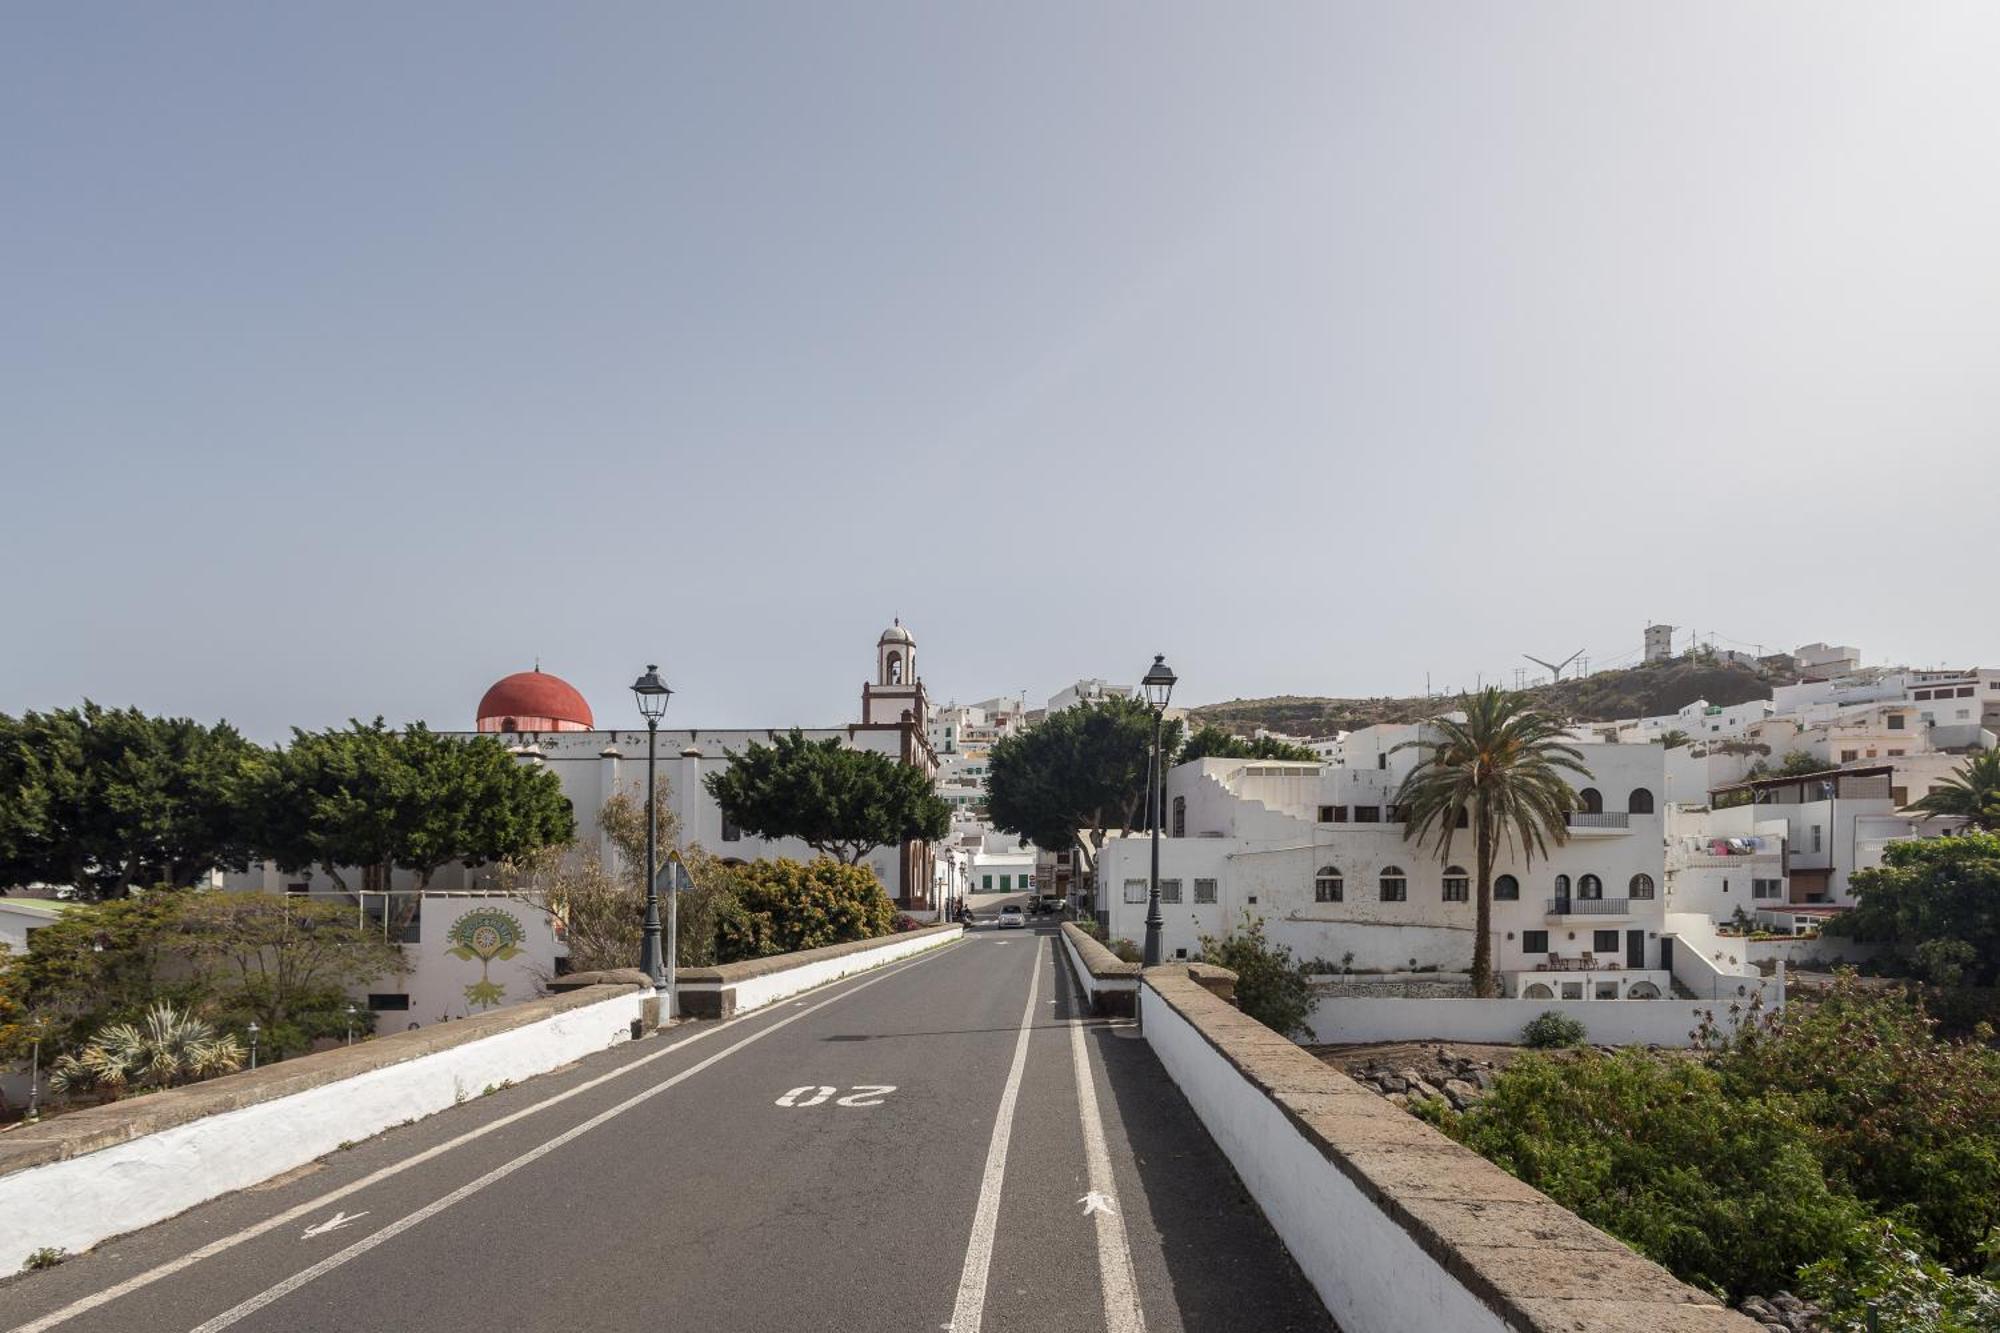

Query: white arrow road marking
1077 1192 1117 1217
299 1212 367 1240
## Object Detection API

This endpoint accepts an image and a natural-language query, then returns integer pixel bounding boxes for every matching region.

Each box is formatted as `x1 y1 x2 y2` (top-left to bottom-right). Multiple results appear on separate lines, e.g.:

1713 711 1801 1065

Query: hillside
1187 658 1790 738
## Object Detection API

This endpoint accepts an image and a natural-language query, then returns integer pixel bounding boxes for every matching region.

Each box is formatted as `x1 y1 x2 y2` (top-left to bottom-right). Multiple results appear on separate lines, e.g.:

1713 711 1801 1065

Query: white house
1098 726 1675 1002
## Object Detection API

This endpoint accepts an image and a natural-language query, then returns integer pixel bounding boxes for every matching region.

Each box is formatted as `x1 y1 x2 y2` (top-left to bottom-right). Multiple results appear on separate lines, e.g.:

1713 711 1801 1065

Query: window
1578 787 1603 814
1629 873 1655 900
1891 786 1907 806
1194 878 1218 904
1554 873 1572 899
1331 805 1348 822
1957 686 1975 698
1314 866 1344 903
1593 929 1619 954
1377 752 1387 770
981 874 992 891
1522 930 1549 954
1887 714 1906 730
1317 805 1336 823
1123 879 1147 904
1595 981 1619 1000
1628 787 1654 815
1494 874 1520 901
1385 804 1405 823
368 993 411 1011
1811 824 1822 853
1841 749 1858 762
1378 866 1407 902
1353 805 1380 824
1915 689 1933 700
721 815 741 843
1160 878 1182 904
1578 874 1603 900
1753 878 1783 900
1172 796 1186 838
1441 866 1469 902
1000 875 1011 891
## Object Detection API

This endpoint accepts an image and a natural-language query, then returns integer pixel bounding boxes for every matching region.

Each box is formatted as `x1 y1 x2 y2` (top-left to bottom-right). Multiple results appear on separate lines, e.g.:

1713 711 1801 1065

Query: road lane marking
181 942 970 1333
1064 951 1147 1333
297 1212 366 1240
946 938 1043 1333
6 939 965 1333
834 1085 895 1107
776 1085 837 1107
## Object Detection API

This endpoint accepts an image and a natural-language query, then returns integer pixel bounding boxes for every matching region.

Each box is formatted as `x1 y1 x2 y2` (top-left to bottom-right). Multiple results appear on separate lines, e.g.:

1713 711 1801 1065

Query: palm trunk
1472 812 1496 998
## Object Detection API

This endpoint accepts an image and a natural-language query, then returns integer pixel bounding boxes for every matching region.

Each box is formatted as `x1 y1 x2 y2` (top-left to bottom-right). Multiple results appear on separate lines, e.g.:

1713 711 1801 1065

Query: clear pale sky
5 4 1996 741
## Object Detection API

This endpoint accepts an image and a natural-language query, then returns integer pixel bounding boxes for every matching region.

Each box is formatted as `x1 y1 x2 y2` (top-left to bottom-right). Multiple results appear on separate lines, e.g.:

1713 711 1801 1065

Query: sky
4 4 1998 742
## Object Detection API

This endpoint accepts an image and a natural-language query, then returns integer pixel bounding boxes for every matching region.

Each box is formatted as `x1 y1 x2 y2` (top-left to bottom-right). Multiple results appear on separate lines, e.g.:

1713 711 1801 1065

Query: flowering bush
715 857 896 962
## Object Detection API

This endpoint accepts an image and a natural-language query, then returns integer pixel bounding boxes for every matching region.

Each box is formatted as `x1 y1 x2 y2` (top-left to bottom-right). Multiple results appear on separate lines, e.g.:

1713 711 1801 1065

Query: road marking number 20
775 1084 897 1108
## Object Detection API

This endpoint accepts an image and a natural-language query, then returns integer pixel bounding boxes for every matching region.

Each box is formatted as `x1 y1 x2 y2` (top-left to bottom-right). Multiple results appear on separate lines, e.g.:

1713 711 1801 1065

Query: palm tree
1905 751 2000 831
1658 729 1691 750
48 1003 244 1099
1394 689 1590 997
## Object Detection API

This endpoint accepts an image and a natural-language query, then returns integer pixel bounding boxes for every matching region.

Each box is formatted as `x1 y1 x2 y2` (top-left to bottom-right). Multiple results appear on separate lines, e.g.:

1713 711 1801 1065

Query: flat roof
1711 763 1896 796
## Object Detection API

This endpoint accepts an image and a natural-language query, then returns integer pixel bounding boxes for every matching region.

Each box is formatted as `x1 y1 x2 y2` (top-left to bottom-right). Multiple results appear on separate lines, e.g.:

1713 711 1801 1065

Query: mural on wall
446 907 527 1010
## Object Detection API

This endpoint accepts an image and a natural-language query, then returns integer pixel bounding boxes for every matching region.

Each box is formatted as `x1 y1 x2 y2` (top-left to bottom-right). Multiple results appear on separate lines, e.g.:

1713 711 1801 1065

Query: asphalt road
0 924 1334 1333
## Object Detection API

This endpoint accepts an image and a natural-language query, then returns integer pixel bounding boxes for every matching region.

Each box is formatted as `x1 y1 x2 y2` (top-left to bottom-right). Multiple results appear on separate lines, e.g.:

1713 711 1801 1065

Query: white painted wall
1141 986 1509 1333
1307 994 1737 1047
0 986 648 1273
702 926 962 1014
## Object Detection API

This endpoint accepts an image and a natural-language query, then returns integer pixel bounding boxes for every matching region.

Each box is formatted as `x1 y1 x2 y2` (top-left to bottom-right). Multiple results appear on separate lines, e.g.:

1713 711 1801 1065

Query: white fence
1307 994 1739 1047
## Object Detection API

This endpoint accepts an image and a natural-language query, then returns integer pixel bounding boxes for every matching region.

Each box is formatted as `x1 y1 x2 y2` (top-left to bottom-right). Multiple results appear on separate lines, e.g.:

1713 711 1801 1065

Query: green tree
0 705 266 898
251 721 575 900
1658 729 1692 750
717 857 896 961
1392 688 1588 996
1196 914 1313 1038
0 895 195 1052
703 729 948 865
1905 751 2000 831
986 697 1185 860
1177 725 1317 764
171 893 407 1039
1832 833 2000 988
1778 750 1826 778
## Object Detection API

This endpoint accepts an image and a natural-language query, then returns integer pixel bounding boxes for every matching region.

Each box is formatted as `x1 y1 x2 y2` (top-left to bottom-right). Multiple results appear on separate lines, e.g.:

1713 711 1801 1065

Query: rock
1471 1068 1498 1091
1738 1296 1777 1320
1441 1078 1480 1109
1386 1093 1409 1108
1408 1079 1444 1104
1377 1074 1407 1094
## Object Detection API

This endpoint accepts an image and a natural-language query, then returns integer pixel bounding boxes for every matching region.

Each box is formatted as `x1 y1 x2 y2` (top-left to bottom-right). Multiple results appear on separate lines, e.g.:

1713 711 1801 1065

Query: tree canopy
1177 725 1317 765
0 704 265 898
702 728 949 865
986 697 1185 856
1832 831 2000 986
250 720 575 892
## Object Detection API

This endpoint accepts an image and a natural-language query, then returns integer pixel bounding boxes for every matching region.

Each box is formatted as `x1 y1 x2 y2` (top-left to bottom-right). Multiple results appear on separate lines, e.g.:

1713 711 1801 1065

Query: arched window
1494 873 1520 901
1628 787 1655 815
501 716 518 732
1578 787 1603 814
1629 873 1655 900
1521 982 1556 1000
1171 796 1186 838
1378 866 1407 902
885 651 903 684
1626 980 1662 1000
1553 873 1572 902
1578 873 1603 900
1314 866 1343 903
1441 866 1469 902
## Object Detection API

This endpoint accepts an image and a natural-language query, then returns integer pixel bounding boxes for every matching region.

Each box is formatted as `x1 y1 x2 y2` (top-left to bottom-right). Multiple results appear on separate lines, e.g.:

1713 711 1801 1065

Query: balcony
1546 896 1631 918
1564 812 1630 834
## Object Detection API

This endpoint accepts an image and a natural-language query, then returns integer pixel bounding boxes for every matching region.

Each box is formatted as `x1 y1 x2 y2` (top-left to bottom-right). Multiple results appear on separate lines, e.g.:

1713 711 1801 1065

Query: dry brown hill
1187 658 1790 738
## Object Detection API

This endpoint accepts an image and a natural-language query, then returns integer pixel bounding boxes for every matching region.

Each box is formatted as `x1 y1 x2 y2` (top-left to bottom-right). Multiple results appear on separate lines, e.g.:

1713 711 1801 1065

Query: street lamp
246 1022 260 1071
345 1003 358 1047
25 1019 46 1124
631 664 674 993
1139 654 1177 966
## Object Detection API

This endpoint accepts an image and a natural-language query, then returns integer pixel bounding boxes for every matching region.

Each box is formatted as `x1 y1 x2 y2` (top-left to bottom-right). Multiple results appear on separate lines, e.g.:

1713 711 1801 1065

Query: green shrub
1196 914 1313 1039
1520 1011 1588 1048
1798 1219 2000 1333
1106 938 1142 964
1444 1049 1870 1300
715 857 896 962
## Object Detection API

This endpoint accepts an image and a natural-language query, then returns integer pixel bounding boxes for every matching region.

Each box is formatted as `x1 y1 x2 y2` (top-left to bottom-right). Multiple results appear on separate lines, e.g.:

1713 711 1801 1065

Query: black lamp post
631 664 674 990
1140 654 1177 966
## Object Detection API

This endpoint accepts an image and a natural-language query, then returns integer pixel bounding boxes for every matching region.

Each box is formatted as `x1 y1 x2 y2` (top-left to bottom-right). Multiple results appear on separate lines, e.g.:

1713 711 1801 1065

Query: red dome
477 668 594 733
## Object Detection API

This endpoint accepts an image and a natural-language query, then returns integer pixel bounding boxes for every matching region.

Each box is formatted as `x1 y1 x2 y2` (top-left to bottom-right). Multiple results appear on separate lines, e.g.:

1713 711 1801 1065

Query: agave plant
47 1003 244 1099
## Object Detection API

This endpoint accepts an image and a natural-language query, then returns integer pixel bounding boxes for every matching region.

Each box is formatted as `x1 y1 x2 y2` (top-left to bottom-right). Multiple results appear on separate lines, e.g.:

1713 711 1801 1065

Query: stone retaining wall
1141 971 1758 1333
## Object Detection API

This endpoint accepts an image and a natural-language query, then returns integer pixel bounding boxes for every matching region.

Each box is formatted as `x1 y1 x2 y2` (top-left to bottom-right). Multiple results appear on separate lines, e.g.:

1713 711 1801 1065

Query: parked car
997 904 1025 930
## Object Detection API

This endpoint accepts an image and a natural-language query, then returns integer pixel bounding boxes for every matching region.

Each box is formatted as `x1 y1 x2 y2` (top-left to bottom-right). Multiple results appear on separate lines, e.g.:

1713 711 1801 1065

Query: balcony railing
1546 896 1631 916
1566 812 1630 829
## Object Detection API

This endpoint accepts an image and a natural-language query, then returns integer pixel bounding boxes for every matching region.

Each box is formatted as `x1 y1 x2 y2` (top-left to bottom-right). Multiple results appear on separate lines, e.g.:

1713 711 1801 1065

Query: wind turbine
1524 649 1585 682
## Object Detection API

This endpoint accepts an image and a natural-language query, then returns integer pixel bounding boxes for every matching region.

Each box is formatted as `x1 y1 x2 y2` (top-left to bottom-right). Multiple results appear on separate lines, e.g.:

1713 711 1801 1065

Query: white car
997 905 1025 930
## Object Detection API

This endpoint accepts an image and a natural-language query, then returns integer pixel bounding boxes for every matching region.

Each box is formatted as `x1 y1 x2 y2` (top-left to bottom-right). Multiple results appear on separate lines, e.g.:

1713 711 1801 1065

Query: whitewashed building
1099 726 1675 1002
